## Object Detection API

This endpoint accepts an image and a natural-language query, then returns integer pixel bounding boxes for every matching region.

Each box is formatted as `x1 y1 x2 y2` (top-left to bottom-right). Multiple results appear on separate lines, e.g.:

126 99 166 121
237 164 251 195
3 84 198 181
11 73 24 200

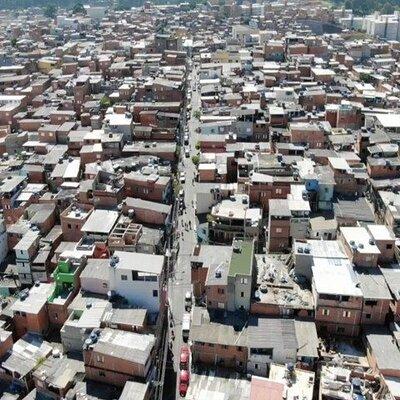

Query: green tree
173 179 182 195
360 73 372 83
44 4 57 18
193 110 201 120
100 95 111 109
188 0 197 9
206 214 215 223
115 0 132 10
72 2 85 14
191 154 200 166
175 144 181 160
382 2 395 13
10 38 17 47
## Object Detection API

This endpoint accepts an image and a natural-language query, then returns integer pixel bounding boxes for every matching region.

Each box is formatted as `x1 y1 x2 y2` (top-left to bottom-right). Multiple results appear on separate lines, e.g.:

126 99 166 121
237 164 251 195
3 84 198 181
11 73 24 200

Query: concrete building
312 261 363 337
83 328 155 386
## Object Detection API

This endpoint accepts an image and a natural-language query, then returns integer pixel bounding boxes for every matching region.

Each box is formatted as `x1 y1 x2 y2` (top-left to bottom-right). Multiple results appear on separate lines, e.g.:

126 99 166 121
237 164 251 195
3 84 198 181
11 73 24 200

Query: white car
179 172 186 183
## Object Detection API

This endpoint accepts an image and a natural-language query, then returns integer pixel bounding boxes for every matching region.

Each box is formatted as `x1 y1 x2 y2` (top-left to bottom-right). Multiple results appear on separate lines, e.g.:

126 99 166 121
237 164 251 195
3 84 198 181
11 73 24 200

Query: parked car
182 313 191 342
180 346 190 370
184 135 189 145
185 148 190 158
180 172 186 183
184 291 192 311
179 370 190 397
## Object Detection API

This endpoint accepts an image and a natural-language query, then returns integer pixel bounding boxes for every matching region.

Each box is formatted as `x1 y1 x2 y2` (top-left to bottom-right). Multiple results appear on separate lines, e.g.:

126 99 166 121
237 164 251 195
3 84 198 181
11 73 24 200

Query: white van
184 291 192 311
182 313 191 342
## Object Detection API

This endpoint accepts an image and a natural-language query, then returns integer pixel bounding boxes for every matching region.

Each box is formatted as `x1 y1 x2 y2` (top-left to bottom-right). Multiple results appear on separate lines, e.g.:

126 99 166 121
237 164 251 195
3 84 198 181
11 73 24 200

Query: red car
179 370 190 397
180 346 190 370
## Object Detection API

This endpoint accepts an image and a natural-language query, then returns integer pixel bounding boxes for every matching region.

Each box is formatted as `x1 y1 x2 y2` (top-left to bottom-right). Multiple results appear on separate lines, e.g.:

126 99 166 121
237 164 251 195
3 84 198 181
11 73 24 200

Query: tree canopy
100 95 111 109
72 2 85 14
44 4 57 18
336 0 399 15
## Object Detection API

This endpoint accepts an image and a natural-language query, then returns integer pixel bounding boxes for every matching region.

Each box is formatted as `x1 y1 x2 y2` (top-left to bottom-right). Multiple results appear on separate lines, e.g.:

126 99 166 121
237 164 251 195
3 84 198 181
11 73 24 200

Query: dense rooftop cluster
0 1 399 400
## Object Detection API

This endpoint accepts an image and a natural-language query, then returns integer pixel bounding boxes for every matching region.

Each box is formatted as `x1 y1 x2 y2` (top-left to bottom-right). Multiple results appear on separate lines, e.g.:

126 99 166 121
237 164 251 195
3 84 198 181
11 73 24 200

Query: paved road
166 65 200 399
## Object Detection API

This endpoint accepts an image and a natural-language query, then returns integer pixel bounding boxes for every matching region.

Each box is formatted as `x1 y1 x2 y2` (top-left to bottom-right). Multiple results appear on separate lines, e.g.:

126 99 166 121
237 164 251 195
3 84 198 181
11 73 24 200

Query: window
276 188 282 194
275 227 282 233
153 290 158 297
99 371 106 377
386 244 393 249
240 292 244 298
337 326 345 334
209 343 214 347
121 274 128 281
67 224 72 229
97 355 104 363
365 313 371 319
341 296 350 302
322 308 330 316
237 346 242 352
240 278 248 284
102 282 108 288
250 348 272 356
365 300 377 307
217 288 225 294
343 310 351 318
255 364 259 370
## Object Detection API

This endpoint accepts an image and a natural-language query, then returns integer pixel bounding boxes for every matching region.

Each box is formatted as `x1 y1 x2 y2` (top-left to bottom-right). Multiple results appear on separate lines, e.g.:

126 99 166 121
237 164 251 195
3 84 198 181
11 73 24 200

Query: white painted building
109 251 164 314
340 11 400 40
14 231 40 285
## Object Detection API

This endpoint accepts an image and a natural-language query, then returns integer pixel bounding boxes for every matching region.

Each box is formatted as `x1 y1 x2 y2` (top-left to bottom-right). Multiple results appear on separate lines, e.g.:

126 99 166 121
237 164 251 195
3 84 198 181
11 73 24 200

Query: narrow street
165 65 201 399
